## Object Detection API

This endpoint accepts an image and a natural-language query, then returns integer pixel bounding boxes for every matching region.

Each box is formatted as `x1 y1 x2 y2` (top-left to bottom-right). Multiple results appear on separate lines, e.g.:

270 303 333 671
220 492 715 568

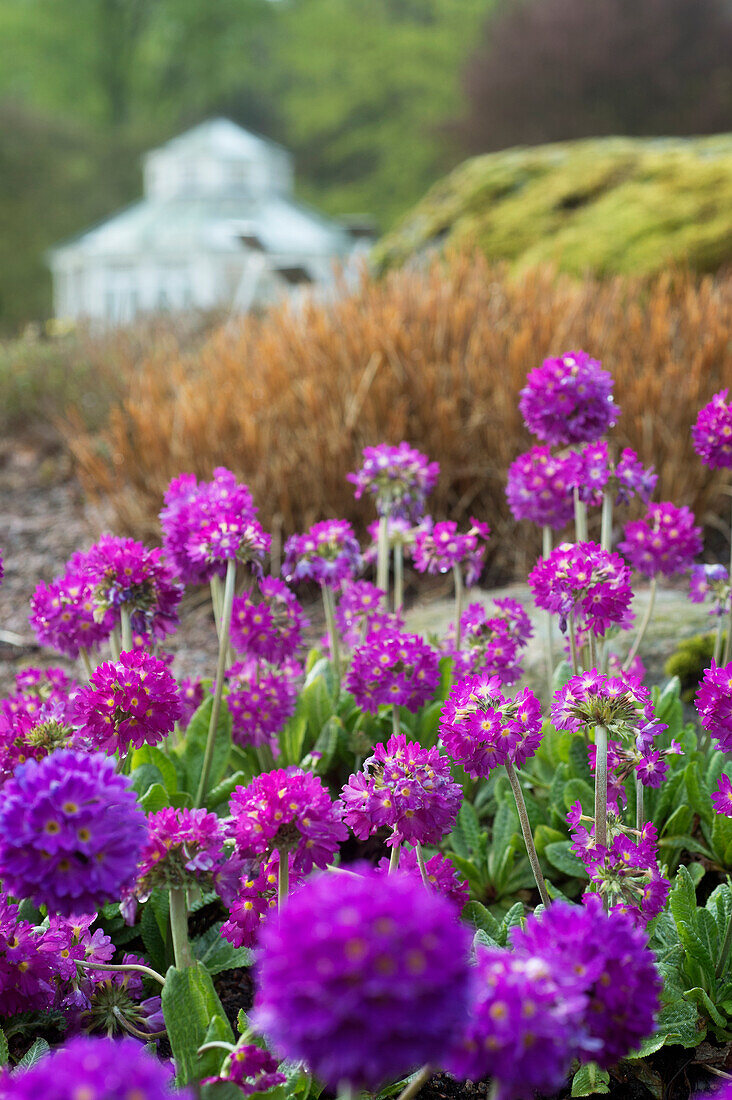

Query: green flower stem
392 705 401 737
624 577 657 671
210 575 223 639
415 842 430 888
76 958 166 985
542 526 554 697
120 607 133 652
714 617 725 667
504 761 551 909
169 888 193 969
724 497 732 665
394 542 404 612
594 724 609 849
395 1065 433 1100
716 909 732 979
601 490 613 553
80 647 94 680
636 775 645 831
573 488 588 542
195 557 236 808
587 631 598 672
278 849 289 910
568 612 580 676
377 515 390 606
321 584 341 683
109 627 121 662
453 564 464 651
113 1006 167 1040
388 839 401 873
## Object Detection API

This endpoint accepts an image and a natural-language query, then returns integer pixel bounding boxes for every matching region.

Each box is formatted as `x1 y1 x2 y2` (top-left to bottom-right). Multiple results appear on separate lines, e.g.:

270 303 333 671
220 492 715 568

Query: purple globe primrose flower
347 442 440 521
698 1085 732 1100
160 467 257 585
29 559 115 659
689 563 731 617
82 957 164 1040
45 913 115 1012
132 807 228 901
619 502 703 578
607 650 646 683
574 441 657 508
335 580 404 648
188 512 271 573
253 866 472 1089
712 773 732 816
587 736 680 800
506 445 580 530
445 599 532 685
225 658 301 750
519 350 618 446
0 1035 188 1100
528 541 634 635
345 628 440 714
283 519 362 590
511 897 661 1068
376 849 469 909
551 670 655 740
82 534 183 641
221 851 300 949
230 577 308 662
0 748 147 915
692 389 732 468
230 767 347 874
178 676 205 727
440 674 543 778
0 896 77 1016
446 946 589 1098
341 733 462 846
72 650 182 755
412 518 490 585
696 662 732 752
0 669 79 783
203 1044 286 1095
363 516 414 564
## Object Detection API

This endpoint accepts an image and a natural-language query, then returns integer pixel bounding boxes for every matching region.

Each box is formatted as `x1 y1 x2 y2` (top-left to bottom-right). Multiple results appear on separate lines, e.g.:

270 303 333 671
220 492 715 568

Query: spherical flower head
447 946 588 1096
29 566 115 659
178 676 205 727
0 1035 187 1100
283 519 362 590
0 896 76 1016
204 1043 286 1095
226 658 301 750
619 502 702 578
376 849 469 909
586 825 670 926
692 390 732 468
614 448 657 505
506 445 580 529
345 629 440 714
230 767 347 873
440 675 543 778
0 748 147 915
552 671 653 740
73 650 182 755
696 662 732 752
134 807 227 899
412 518 490 584
221 851 300 949
689 563 731 617
713 773 732 817
160 467 257 585
188 511 271 572
575 442 657 509
511 897 661 1067
347 442 439 521
519 350 618 445
82 534 183 640
341 733 462 846
231 577 308 662
335 581 403 649
253 866 472 1089
528 541 633 636
445 600 532 686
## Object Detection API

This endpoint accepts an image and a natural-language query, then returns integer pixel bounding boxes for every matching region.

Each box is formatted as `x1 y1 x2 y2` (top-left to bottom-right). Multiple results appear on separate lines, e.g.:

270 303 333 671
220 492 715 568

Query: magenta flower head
29 561 114 659
335 580 403 648
178 676 205 726
220 851 298 949
519 350 618 446
0 1035 187 1100
447 600 531 686
552 670 653 739
204 1043 286 1095
692 390 732 468
82 534 183 640
447 946 587 1098
689 563 731 617
440 675 543 778
696 662 732 752
0 748 146 915
188 512 270 574
528 541 633 635
230 767 347 873
511 897 661 1067
230 577 308 662
619 502 702 578
506 445 580 530
226 658 300 750
413 517 490 585
283 519 362 590
574 442 657 509
160 467 258 585
346 628 440 714
73 650 182 755
0 896 77 1015
712 773 732 817
376 849 469 909
253 866 472 1089
341 733 462 846
348 442 439 521
133 807 227 901
577 819 669 926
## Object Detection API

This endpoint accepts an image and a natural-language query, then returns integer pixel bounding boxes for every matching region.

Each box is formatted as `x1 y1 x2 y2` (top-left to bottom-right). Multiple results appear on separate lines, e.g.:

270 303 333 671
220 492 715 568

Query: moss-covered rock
374 135 732 276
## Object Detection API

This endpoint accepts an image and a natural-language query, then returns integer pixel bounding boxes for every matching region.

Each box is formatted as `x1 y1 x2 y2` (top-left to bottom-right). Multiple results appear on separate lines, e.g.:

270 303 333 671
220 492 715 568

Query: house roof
143 118 290 164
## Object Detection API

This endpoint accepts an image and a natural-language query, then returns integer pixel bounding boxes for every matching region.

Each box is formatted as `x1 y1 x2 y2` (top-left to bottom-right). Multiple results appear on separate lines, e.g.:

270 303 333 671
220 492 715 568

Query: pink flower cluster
348 442 439 520
412 518 490 585
335 581 403 649
440 674 543 778
225 658 301 750
696 661 732 752
519 350 618 446
692 389 732 468
447 599 531 684
619 502 702 578
230 577 308 662
529 541 633 635
83 534 183 640
345 629 439 714
506 446 580 530
283 519 362 589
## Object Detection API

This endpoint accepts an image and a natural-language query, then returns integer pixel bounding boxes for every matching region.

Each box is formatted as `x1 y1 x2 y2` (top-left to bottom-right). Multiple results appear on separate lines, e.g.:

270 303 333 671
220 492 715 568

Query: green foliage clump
665 632 722 701
374 135 732 277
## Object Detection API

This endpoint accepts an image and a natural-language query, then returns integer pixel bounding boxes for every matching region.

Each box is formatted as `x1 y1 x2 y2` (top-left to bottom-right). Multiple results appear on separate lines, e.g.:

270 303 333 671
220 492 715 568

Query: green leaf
457 800 481 856
463 901 500 937
684 986 727 1029
140 782 169 813
161 962 234 1085
0 1028 8 1067
179 697 232 798
131 744 178 795
533 824 567 858
301 675 334 736
192 923 255 974
279 707 309 766
545 841 585 878
130 763 164 798
305 715 346 775
496 901 524 945
710 813 732 867
568 736 592 781
17 1038 50 1068
633 994 703 1055
436 655 454 701
571 1063 610 1096
199 1013 235 1080
684 760 713 827
207 771 250 809
562 778 595 814
661 803 693 839
669 865 698 931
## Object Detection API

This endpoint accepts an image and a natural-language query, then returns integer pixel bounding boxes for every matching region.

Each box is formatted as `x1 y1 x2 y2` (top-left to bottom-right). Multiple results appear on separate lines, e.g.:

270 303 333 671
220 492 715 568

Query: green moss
374 135 732 276
664 632 723 702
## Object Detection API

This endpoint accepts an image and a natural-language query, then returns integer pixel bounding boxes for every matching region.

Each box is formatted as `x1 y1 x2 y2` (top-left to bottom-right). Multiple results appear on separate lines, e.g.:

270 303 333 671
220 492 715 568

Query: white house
48 119 370 324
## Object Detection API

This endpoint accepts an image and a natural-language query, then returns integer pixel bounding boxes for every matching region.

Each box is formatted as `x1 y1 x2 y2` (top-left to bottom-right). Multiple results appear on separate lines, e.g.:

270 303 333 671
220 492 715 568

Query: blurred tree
457 0 732 153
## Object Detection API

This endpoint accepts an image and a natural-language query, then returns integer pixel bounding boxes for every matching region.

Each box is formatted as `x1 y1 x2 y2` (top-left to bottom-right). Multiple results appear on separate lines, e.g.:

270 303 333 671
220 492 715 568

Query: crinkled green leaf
192 923 254 975
545 840 585 878
162 963 234 1085
131 744 178 795
178 696 232 799
17 1038 50 1068
571 1063 610 1096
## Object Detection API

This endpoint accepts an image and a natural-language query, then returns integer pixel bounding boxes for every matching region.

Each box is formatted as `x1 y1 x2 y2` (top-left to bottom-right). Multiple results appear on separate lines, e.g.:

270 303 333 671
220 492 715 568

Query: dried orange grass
67 254 732 581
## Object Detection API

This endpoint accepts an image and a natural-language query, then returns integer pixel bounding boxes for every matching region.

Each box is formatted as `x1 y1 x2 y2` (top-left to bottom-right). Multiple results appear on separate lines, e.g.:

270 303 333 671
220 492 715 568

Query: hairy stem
574 488 588 542
321 584 341 683
415 842 430 888
594 724 609 849
195 557 236 807
542 526 554 697
624 577 657 671
394 542 404 613
388 840 401 873
169 888 193 969
453 563 464 650
76 959 165 986
568 612 580 676
392 704 401 737
505 761 551 909
636 775 645 831
120 606 133 652
278 849 289 910
109 627 121 662
601 490 613 553
395 1065 433 1100
377 515 389 606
